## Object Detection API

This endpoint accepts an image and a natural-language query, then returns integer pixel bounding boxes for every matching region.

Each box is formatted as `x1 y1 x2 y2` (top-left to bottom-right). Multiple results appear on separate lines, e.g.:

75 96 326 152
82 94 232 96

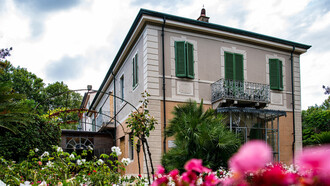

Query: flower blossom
46 161 53 167
229 140 272 173
121 158 131 166
111 146 122 156
40 151 49 158
184 159 211 173
77 159 82 165
156 165 165 176
34 148 39 152
56 147 63 153
97 159 104 165
296 145 330 184
69 154 75 159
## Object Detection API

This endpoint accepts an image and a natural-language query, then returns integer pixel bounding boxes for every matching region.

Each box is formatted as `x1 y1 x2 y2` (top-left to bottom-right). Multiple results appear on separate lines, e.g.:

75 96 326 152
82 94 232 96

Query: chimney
197 6 209 22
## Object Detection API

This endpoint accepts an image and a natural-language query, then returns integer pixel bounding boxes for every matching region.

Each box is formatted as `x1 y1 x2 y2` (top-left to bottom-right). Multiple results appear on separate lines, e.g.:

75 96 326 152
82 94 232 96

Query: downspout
290 45 296 163
111 71 117 146
162 17 167 154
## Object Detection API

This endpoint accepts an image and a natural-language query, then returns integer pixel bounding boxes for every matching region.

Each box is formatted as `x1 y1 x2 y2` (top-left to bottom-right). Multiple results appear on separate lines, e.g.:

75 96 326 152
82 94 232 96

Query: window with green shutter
132 53 138 88
175 41 194 78
269 59 283 90
225 52 244 81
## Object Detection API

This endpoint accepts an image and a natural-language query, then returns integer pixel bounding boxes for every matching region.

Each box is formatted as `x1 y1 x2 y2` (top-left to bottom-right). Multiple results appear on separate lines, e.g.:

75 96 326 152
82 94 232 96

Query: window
132 53 138 88
120 76 124 100
175 41 194 78
224 52 244 81
128 133 134 160
269 59 283 90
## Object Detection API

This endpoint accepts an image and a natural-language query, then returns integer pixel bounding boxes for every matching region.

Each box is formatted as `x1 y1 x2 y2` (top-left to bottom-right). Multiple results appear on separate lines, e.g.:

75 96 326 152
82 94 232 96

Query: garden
0 141 329 185
1 48 330 185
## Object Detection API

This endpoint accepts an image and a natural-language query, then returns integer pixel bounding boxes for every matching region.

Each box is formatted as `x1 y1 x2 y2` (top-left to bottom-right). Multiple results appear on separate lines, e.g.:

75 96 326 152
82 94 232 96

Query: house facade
82 8 311 175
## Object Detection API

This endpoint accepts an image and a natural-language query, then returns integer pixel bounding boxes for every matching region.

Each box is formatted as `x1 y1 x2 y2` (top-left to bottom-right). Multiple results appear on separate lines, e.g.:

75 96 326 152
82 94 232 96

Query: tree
0 60 83 129
0 115 61 161
42 82 82 129
0 48 34 133
302 96 330 146
162 100 240 172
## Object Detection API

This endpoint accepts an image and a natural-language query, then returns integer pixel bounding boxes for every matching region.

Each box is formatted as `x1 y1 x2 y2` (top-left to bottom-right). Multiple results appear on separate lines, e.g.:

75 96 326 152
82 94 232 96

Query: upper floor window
175 41 194 79
269 59 283 90
120 76 124 100
225 52 244 81
132 53 138 88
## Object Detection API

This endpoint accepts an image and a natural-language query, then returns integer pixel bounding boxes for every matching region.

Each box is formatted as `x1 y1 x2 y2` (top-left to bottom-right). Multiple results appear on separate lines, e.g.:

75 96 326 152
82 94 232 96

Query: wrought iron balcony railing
211 79 270 104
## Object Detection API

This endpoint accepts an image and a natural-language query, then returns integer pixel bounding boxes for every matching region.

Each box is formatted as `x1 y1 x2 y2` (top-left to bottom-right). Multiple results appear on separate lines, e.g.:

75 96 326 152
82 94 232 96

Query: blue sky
0 0 329 109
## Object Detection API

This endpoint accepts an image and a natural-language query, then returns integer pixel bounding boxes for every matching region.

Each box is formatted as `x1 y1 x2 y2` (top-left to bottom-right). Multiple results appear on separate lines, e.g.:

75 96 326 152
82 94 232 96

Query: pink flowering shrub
152 141 330 186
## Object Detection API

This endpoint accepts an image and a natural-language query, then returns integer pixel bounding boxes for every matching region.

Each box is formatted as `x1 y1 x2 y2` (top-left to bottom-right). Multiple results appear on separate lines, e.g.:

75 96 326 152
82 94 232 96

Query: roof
90 8 311 109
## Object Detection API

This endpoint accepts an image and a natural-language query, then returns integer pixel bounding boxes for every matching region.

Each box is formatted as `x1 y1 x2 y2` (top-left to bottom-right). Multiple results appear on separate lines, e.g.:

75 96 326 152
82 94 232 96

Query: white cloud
0 0 328 109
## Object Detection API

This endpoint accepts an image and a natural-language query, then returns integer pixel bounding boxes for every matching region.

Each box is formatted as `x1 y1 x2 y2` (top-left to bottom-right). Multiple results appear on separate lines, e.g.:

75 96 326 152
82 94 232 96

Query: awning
217 107 286 120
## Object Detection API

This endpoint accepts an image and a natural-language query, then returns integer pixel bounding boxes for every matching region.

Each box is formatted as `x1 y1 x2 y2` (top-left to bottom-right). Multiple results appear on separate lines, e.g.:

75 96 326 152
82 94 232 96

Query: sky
0 0 329 110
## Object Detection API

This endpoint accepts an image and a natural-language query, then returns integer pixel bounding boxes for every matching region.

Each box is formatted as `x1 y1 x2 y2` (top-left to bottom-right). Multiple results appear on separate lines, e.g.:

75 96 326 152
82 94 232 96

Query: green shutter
278 60 283 90
175 41 186 77
269 59 279 90
133 54 138 87
225 52 234 80
234 54 244 81
186 42 194 79
132 57 135 87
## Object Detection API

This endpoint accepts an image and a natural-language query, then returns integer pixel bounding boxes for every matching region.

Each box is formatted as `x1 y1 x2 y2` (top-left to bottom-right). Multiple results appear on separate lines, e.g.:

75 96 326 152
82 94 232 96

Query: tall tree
0 48 34 133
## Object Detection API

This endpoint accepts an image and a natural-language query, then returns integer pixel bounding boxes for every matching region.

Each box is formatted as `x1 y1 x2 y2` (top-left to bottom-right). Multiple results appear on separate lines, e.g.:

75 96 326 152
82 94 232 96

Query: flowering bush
152 141 330 186
0 146 143 185
1 141 330 185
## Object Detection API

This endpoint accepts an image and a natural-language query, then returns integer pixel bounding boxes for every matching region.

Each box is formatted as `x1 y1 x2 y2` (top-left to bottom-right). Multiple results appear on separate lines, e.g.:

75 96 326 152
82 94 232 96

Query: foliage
0 81 34 133
162 100 240 172
0 146 147 185
127 91 157 138
126 91 158 183
302 96 330 146
0 60 83 129
0 115 61 161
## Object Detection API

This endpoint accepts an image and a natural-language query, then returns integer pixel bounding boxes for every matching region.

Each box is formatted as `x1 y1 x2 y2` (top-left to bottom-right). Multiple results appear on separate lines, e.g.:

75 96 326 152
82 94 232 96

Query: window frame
132 53 138 89
224 51 244 81
175 41 194 79
120 75 124 101
269 58 283 90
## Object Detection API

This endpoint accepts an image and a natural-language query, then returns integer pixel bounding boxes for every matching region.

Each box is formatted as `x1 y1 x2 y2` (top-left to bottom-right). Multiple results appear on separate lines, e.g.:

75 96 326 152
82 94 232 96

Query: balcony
211 79 270 107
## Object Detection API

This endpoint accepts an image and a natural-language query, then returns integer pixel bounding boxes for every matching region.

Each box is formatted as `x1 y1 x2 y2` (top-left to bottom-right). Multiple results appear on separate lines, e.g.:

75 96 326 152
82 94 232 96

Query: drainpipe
162 17 167 154
111 71 117 146
290 46 296 163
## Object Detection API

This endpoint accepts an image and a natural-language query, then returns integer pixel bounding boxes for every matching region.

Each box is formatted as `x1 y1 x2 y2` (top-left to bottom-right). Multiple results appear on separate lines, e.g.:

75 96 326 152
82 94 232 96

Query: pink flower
296 145 330 184
38 161 42 165
202 174 221 186
156 165 165 175
229 140 272 173
184 159 211 173
151 177 169 186
169 169 179 179
252 164 299 185
182 170 197 184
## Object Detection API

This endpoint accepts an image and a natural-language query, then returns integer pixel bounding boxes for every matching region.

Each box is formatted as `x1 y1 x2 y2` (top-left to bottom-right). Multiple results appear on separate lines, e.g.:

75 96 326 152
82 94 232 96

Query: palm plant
162 100 240 172
313 131 330 145
0 82 34 133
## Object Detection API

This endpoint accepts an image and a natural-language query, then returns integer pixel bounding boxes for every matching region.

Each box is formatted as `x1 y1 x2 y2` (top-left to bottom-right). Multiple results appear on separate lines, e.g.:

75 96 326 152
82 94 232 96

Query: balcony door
224 52 244 97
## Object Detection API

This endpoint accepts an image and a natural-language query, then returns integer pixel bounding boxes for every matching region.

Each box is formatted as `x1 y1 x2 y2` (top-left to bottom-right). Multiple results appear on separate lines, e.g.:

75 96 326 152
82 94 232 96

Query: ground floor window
217 107 286 161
